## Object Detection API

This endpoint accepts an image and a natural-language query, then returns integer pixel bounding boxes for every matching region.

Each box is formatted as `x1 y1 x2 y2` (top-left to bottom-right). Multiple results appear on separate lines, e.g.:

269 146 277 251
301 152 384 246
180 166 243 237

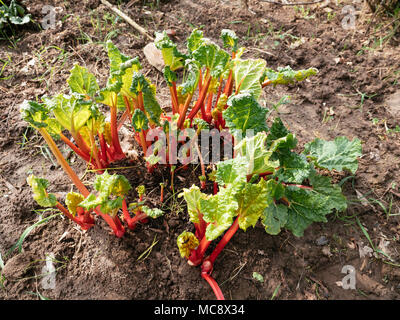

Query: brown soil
1 0 400 300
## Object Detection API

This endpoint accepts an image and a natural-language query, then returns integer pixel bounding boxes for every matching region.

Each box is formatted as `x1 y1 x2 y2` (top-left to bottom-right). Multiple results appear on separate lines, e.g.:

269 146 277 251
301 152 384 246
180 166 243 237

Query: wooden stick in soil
100 0 154 41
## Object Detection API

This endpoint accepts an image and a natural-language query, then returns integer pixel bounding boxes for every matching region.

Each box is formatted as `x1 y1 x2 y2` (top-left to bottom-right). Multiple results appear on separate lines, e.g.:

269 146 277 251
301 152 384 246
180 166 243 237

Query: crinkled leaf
276 152 311 184
27 175 57 208
96 89 126 110
284 169 347 237
177 231 199 258
215 156 248 187
221 29 238 53
163 66 177 87
181 60 200 95
223 93 269 138
234 132 279 176
187 29 204 54
67 64 99 98
303 136 362 174
130 72 162 125
200 185 239 241
266 117 297 151
43 94 92 132
141 206 164 219
192 42 230 79
262 203 288 235
178 185 206 224
132 109 149 132
236 179 273 231
20 100 49 129
65 192 85 216
154 31 185 71
93 171 132 197
233 58 266 99
80 171 131 216
264 66 318 86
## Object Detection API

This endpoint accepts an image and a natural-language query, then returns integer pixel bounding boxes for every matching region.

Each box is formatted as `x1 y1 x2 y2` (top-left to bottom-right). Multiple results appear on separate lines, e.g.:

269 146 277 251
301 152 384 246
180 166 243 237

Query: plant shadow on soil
0 0 400 300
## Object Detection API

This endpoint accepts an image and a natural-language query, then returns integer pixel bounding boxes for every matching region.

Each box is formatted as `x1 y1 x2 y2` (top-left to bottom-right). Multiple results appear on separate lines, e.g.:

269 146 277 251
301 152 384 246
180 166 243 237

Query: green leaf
264 66 318 86
181 60 200 95
266 117 297 150
96 89 126 110
141 206 164 219
233 58 266 99
105 41 142 97
20 100 49 129
178 185 207 224
27 175 57 208
65 192 85 216
187 28 204 54
192 42 230 79
132 109 149 132
223 93 269 138
284 169 347 237
276 152 311 184
200 185 239 241
177 231 199 258
43 94 92 133
80 171 131 216
221 29 238 53
154 31 185 71
236 179 273 231
130 72 163 125
215 156 248 187
67 64 99 98
262 203 288 235
163 66 177 87
303 136 362 174
234 132 279 176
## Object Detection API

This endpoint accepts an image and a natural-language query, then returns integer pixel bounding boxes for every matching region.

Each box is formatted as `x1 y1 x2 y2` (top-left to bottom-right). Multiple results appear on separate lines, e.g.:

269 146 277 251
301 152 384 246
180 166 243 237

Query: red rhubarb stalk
201 271 225 300
208 215 239 265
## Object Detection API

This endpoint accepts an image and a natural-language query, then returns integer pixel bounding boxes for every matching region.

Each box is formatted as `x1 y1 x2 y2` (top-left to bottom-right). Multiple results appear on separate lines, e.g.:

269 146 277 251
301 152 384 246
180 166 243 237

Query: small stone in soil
316 235 329 246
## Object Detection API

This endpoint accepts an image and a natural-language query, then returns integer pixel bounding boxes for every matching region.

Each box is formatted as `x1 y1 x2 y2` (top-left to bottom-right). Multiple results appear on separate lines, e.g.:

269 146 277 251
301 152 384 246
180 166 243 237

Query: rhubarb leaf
181 60 200 95
132 109 149 132
130 72 163 125
67 64 99 98
27 175 57 208
178 186 206 224
177 231 199 258
154 31 185 71
221 29 238 53
44 94 92 133
284 169 347 237
264 66 318 86
234 132 279 175
80 171 132 216
200 185 239 241
266 118 297 151
65 192 85 216
236 179 273 231
233 58 266 99
20 100 50 129
163 66 177 87
262 203 288 235
223 93 269 138
192 42 230 79
141 206 164 219
276 152 311 184
303 136 362 174
215 156 248 187
187 28 204 54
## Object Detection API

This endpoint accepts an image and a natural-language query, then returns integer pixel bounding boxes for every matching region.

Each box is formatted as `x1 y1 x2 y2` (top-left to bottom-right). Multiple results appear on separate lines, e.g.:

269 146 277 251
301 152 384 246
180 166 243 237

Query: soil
1 0 400 300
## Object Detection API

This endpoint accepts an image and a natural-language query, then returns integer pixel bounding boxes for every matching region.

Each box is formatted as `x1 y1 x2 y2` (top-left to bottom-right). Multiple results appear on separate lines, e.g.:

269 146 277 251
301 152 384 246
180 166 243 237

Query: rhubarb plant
178 128 361 299
27 170 163 237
